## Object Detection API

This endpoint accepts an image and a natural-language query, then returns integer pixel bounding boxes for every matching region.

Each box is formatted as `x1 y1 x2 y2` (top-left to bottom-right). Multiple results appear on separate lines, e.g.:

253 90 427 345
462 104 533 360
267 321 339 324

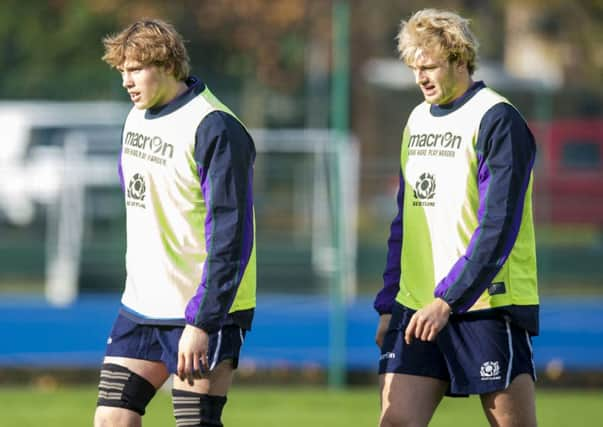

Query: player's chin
131 98 150 109
421 94 435 104
422 94 441 105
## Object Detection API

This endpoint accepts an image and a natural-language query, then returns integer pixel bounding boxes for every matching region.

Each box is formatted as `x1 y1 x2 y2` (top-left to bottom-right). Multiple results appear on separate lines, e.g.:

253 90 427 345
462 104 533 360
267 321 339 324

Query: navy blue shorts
104 312 246 374
379 302 536 396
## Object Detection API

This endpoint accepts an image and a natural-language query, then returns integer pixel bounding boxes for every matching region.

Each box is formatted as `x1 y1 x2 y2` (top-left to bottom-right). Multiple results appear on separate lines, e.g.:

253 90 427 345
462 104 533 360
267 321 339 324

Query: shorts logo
107 337 113 345
380 352 396 361
480 361 501 380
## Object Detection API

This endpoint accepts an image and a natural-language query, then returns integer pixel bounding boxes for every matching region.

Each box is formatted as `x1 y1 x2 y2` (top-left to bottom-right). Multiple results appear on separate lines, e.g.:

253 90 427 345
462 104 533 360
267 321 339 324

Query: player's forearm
186 181 254 331
433 175 531 312
374 171 405 314
378 225 402 314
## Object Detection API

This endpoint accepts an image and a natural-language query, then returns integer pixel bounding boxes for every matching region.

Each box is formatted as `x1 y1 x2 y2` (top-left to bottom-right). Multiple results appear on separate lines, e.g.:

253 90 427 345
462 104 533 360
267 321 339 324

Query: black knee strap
97 363 156 416
172 389 227 427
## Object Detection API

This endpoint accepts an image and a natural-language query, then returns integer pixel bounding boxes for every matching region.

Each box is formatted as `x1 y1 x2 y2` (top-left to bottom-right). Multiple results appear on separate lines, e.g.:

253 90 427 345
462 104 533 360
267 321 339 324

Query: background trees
0 0 599 102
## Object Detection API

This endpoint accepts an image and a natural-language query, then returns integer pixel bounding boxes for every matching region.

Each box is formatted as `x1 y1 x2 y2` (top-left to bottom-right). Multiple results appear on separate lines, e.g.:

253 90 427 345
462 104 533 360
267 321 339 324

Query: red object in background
530 119 603 225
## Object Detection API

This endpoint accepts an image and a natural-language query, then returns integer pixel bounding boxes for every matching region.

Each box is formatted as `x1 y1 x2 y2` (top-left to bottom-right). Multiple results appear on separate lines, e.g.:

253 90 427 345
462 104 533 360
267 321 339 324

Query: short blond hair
102 19 190 80
397 9 479 75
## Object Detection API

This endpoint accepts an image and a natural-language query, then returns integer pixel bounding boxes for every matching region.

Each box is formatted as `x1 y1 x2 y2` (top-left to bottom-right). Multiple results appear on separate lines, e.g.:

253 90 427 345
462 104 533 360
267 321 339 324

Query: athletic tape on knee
172 389 227 427
97 363 156 416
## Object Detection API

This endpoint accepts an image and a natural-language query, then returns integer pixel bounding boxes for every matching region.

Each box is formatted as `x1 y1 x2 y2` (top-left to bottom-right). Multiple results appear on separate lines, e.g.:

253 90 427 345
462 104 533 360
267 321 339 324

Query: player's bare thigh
94 356 170 427
172 359 235 396
480 373 537 427
379 372 448 427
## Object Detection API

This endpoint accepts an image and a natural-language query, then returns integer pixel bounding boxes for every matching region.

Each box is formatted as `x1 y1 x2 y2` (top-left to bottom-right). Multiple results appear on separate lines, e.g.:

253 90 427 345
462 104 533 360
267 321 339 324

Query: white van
0 100 130 225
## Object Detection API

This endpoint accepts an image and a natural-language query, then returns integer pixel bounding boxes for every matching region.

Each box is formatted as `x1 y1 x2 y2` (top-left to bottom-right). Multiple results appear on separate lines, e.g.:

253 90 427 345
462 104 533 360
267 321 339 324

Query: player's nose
414 69 427 85
121 71 133 88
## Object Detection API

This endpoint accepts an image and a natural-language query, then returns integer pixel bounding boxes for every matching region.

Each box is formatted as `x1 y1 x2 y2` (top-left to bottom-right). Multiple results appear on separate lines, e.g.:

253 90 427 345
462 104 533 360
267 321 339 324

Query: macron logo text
409 132 462 150
125 131 174 159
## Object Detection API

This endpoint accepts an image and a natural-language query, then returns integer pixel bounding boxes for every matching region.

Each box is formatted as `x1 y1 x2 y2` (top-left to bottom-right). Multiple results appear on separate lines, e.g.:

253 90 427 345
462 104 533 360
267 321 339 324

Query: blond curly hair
102 19 190 80
397 9 479 75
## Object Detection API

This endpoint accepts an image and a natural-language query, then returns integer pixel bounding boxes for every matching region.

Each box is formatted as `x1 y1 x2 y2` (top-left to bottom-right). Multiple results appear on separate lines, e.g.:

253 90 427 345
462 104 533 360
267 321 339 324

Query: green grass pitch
0 385 600 426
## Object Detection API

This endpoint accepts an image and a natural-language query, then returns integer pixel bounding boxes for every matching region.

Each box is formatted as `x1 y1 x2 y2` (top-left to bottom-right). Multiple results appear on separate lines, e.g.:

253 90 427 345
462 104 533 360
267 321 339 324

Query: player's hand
177 324 209 385
375 314 392 348
404 298 451 344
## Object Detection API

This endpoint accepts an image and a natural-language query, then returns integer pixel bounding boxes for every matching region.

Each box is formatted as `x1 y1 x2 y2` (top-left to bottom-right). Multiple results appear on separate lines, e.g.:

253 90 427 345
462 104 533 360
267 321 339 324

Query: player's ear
452 58 467 73
162 63 177 79
449 53 464 69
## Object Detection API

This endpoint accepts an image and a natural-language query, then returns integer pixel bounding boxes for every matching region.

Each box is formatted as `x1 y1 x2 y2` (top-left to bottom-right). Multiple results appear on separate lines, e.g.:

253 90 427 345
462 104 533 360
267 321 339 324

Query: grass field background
0 385 600 426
